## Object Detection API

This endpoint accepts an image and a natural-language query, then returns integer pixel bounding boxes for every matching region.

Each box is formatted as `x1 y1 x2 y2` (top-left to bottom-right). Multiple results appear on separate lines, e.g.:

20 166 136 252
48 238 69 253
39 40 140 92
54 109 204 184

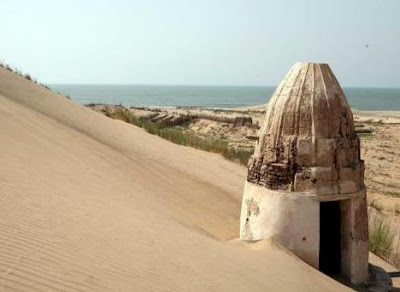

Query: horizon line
45 83 400 89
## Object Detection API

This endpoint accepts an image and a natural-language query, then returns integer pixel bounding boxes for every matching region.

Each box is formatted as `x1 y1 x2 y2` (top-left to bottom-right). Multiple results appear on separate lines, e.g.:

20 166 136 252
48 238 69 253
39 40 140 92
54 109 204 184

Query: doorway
319 201 341 275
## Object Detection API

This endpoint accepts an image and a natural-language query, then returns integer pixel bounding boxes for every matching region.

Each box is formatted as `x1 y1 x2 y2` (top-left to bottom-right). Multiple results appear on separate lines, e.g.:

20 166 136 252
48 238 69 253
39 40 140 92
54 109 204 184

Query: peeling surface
246 198 260 217
247 63 364 195
242 218 253 240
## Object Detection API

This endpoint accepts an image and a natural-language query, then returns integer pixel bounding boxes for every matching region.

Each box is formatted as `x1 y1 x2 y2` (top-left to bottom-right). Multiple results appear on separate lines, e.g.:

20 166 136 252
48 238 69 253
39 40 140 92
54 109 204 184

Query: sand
105 104 400 219
0 67 355 291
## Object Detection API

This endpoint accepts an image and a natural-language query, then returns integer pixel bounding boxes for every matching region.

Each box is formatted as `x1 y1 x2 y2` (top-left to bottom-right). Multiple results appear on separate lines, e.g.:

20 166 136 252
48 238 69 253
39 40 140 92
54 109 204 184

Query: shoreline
85 102 400 124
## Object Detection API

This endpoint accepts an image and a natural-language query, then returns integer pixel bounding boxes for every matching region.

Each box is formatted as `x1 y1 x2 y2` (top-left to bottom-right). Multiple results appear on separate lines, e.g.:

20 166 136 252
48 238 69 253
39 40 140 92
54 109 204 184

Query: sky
0 0 399 86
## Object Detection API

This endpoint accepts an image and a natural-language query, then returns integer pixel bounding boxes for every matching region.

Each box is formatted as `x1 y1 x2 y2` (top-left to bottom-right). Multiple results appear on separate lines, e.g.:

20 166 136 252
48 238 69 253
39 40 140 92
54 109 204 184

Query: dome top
248 63 364 195
259 62 354 144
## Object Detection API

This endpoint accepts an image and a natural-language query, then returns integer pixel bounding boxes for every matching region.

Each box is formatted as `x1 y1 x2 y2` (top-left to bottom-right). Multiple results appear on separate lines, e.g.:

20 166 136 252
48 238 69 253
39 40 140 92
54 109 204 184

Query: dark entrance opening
319 201 341 275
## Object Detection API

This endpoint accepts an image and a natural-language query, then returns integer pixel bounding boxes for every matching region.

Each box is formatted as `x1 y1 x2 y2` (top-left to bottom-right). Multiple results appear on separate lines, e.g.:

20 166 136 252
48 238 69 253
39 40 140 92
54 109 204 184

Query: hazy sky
1 0 399 86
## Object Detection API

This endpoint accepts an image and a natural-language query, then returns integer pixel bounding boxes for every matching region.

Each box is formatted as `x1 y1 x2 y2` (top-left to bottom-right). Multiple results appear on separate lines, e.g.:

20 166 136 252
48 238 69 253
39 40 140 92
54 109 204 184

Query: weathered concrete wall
240 181 369 283
240 181 320 268
341 195 369 284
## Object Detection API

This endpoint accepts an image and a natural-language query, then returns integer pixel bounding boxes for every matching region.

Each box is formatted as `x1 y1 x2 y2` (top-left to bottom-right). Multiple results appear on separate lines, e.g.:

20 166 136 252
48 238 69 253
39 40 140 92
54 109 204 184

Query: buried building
240 62 368 284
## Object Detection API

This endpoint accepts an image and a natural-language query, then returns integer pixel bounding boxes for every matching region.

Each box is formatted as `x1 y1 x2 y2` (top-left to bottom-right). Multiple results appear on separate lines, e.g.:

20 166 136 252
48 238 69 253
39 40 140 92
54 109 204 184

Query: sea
48 84 400 110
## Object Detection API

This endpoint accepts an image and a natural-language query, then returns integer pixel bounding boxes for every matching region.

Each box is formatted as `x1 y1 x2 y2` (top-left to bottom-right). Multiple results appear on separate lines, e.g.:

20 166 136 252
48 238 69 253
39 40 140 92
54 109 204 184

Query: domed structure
248 62 363 194
240 63 368 284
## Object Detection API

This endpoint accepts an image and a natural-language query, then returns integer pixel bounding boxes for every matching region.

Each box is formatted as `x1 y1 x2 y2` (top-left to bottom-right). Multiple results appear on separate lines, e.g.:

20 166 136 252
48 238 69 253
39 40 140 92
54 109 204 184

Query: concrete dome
240 63 369 284
248 62 364 195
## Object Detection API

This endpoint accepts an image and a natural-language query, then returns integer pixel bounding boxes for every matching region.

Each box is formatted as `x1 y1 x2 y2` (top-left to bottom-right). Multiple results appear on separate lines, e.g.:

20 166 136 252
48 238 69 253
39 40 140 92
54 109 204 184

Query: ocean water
49 84 400 110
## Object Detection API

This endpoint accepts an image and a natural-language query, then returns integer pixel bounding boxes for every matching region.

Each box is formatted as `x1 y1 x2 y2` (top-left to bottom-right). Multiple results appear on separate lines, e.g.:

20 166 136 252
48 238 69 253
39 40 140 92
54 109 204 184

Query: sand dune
0 67 350 291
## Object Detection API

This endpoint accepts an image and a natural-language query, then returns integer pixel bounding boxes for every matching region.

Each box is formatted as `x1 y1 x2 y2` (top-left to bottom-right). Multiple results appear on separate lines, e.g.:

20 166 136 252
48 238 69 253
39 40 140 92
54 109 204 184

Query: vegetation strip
104 107 253 166
369 211 400 266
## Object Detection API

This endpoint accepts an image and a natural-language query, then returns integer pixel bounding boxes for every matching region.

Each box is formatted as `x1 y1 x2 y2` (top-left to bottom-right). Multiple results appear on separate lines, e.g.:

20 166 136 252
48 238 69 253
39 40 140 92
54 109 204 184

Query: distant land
49 84 400 110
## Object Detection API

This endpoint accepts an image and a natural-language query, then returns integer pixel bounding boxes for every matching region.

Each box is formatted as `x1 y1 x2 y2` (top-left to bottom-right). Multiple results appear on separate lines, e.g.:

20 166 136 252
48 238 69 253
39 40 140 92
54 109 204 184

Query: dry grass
0 60 71 99
369 210 400 267
105 107 253 165
369 211 397 259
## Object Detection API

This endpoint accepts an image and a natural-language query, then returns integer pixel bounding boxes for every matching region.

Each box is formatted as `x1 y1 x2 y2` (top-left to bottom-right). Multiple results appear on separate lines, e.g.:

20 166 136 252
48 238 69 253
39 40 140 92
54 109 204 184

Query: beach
0 64 358 291
86 103 400 264
2 0 399 290
1 64 400 290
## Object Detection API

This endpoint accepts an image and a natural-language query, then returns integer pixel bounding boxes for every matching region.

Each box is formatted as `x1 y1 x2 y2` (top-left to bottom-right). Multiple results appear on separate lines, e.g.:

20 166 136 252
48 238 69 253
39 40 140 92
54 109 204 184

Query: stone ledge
245 181 365 202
